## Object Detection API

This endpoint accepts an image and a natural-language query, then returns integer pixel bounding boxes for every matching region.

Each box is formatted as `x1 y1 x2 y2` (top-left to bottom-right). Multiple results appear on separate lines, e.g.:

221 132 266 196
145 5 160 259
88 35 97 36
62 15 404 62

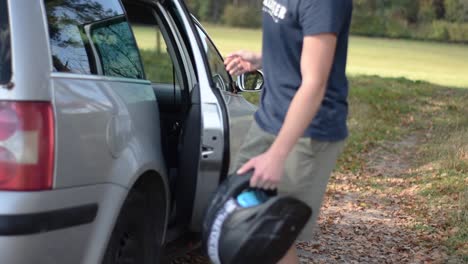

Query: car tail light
0 102 54 191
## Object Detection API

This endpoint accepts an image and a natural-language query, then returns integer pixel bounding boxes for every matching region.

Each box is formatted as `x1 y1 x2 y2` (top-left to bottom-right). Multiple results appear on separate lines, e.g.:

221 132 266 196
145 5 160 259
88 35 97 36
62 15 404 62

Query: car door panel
53 76 165 189
192 21 259 174
169 0 230 231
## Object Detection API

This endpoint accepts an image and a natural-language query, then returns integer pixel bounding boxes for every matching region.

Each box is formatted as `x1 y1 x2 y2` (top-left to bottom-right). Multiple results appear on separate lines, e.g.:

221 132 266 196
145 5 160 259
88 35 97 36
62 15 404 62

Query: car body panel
0 184 127 264
51 73 167 189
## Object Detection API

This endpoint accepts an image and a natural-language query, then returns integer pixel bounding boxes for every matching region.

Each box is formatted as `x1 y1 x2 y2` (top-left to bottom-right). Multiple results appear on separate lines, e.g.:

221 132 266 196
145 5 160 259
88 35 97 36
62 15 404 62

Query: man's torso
256 0 353 141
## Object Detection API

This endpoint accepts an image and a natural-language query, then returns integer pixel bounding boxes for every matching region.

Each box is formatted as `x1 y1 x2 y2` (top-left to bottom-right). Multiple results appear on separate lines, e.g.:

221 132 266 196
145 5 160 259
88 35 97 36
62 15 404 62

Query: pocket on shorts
309 139 331 156
280 139 334 190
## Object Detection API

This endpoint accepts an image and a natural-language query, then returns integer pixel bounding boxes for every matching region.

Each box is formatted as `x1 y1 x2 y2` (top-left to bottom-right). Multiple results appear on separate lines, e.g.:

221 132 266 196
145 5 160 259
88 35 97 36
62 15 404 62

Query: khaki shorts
232 121 345 241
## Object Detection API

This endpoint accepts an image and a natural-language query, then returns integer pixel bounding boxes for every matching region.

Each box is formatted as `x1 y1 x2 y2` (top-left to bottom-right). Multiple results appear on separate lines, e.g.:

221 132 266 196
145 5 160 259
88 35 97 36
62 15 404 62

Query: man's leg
234 122 298 264
234 122 345 263
277 139 346 263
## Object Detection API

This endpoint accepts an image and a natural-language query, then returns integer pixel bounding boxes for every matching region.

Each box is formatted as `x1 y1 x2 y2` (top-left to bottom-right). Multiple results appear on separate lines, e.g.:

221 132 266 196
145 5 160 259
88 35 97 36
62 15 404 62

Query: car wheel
103 188 162 264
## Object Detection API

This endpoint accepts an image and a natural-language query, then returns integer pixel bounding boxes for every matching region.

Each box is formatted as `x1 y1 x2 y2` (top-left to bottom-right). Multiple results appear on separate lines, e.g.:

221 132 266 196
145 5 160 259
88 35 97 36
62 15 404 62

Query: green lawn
201 25 468 89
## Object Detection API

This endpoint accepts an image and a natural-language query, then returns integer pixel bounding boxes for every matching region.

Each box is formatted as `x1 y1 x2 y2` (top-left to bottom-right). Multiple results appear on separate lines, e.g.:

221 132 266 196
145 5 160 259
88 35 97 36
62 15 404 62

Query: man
224 1 353 263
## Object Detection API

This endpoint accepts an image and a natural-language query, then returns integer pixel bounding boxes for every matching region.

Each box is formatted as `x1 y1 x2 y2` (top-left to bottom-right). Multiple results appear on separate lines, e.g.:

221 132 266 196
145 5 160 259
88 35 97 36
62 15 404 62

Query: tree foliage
188 0 468 24
186 0 468 42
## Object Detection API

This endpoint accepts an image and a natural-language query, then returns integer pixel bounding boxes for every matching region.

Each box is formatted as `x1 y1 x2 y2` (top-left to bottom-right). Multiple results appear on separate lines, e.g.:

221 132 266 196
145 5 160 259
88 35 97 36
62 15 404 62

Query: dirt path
298 175 447 263
168 135 455 263
297 134 455 263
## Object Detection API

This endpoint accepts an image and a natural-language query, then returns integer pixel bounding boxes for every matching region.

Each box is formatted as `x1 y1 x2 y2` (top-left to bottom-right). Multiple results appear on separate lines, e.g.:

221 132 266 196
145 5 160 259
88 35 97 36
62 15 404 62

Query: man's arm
238 34 338 189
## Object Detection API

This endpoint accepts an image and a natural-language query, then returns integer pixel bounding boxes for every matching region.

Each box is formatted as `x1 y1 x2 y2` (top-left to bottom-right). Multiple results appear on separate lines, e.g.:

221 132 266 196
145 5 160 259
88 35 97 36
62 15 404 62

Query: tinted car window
195 25 233 92
90 17 144 79
0 0 11 84
45 0 143 79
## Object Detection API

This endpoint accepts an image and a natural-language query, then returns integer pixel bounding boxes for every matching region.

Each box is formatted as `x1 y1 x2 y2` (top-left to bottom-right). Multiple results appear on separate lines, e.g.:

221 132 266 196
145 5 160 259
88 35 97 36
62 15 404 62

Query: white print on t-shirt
263 0 287 23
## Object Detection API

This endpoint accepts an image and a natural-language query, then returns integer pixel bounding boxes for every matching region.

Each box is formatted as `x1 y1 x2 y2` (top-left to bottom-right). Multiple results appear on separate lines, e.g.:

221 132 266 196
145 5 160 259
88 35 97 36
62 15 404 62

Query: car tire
102 188 162 264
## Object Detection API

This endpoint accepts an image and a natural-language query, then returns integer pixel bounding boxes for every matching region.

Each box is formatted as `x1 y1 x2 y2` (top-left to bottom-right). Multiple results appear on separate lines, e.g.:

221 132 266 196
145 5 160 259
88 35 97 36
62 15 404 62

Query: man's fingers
261 180 275 190
231 64 248 76
231 68 243 76
253 173 272 189
224 52 243 65
226 61 237 73
250 172 261 188
237 158 255 175
224 55 237 65
231 68 245 76
226 58 240 72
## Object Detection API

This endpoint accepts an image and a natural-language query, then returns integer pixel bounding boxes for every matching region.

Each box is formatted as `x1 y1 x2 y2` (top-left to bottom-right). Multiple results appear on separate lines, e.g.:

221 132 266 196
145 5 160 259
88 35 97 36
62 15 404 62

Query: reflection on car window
45 0 144 79
0 0 11 84
195 25 232 92
91 18 144 79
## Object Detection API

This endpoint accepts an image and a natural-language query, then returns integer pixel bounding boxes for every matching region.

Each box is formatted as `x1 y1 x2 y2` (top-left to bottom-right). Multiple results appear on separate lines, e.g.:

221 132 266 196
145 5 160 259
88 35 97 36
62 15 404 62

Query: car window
195 25 233 92
132 23 176 84
0 0 11 84
90 17 144 79
45 0 143 79
126 3 187 96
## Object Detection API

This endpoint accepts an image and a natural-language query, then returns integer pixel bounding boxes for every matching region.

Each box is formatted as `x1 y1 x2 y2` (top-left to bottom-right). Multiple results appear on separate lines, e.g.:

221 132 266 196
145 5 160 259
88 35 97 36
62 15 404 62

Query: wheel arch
102 169 170 264
130 170 170 244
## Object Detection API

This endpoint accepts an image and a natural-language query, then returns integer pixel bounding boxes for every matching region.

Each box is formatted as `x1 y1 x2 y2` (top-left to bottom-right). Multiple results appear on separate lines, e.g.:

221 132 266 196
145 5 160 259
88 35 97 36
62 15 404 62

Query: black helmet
202 172 312 264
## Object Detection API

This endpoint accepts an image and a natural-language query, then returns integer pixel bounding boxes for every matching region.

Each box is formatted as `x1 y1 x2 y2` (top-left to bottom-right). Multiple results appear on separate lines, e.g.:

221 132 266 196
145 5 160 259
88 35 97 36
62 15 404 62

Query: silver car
0 0 263 263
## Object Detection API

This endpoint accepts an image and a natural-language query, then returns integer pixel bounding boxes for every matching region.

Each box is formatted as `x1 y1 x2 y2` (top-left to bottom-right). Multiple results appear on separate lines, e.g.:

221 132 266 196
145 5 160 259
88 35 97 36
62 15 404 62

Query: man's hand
224 50 262 76
237 149 286 190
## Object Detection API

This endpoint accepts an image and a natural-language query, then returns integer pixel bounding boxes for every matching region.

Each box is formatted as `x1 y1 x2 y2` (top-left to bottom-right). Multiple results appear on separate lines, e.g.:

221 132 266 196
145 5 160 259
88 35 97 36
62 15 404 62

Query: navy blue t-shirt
255 0 353 141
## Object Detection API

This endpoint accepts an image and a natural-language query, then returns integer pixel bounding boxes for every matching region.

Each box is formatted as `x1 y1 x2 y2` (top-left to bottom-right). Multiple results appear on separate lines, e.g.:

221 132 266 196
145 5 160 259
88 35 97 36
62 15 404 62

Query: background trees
186 0 468 42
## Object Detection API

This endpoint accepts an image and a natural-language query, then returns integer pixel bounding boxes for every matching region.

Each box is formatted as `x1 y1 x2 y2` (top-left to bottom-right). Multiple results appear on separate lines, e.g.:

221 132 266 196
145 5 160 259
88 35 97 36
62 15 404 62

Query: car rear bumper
0 184 128 264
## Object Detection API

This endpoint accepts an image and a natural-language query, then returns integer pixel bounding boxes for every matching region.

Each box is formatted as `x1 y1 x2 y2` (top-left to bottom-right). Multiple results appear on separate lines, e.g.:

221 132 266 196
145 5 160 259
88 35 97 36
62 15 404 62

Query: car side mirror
237 70 264 92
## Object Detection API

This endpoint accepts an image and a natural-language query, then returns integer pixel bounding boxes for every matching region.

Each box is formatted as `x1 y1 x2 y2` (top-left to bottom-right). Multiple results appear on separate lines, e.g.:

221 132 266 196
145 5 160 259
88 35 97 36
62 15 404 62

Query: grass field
201 25 468 89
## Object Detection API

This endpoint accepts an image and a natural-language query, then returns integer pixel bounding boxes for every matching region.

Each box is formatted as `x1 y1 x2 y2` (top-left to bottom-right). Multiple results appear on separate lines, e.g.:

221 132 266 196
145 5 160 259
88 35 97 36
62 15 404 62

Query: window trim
50 71 151 85
154 2 196 93
150 9 184 88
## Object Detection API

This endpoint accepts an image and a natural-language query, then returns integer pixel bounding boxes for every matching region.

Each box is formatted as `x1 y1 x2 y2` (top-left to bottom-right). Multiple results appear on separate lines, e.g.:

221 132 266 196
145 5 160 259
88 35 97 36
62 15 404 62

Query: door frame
170 0 230 231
